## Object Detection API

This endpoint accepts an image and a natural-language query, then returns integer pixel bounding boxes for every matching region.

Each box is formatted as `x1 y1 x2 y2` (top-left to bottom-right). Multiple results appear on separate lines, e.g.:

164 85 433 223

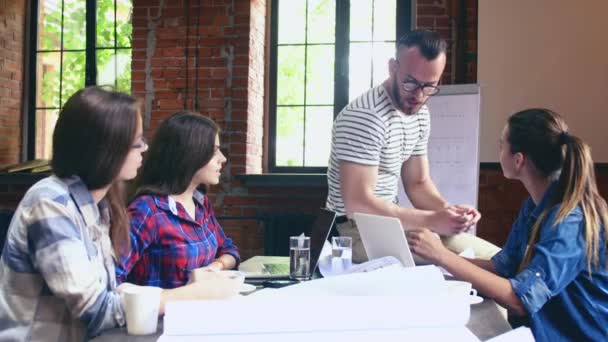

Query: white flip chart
398 84 481 231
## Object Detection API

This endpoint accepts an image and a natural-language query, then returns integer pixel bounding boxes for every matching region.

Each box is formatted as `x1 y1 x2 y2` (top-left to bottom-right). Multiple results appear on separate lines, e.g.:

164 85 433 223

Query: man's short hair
397 29 447 60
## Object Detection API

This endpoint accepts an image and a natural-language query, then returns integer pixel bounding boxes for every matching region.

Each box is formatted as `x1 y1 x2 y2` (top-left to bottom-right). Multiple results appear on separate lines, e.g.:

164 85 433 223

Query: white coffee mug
122 286 162 335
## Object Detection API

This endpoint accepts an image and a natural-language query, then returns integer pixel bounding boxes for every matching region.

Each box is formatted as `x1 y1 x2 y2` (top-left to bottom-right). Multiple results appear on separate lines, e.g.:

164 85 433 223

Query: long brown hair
507 108 608 272
52 86 140 256
135 111 220 197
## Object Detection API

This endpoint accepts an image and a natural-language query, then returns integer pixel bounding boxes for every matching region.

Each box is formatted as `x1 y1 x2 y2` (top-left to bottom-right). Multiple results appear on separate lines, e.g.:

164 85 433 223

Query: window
269 0 411 173
27 0 132 160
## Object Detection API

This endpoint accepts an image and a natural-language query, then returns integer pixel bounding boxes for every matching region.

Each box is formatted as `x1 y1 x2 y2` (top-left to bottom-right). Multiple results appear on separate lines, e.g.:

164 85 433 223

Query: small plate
470 295 483 305
239 283 257 294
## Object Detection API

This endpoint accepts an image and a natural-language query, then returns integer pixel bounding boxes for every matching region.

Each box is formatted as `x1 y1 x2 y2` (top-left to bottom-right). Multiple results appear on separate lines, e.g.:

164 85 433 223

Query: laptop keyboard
263 263 290 275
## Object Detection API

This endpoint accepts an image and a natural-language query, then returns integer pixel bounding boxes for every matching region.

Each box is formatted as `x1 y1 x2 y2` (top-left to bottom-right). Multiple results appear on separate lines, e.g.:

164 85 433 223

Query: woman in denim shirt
407 108 608 341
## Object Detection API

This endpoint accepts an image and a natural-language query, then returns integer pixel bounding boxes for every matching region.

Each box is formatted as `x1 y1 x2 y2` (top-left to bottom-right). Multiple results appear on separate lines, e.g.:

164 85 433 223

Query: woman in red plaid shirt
116 111 240 289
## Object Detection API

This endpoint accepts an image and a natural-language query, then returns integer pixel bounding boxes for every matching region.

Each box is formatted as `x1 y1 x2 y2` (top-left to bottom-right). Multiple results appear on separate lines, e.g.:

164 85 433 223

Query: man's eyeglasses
131 137 148 150
401 78 440 96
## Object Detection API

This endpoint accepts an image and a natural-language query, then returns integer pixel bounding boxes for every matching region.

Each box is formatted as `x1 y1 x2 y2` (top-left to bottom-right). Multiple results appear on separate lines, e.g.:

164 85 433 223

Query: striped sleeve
412 107 431 155
25 198 122 336
333 108 387 165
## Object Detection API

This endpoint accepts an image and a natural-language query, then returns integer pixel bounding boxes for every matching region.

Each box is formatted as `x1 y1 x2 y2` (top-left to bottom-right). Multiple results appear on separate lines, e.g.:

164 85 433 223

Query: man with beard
327 29 485 263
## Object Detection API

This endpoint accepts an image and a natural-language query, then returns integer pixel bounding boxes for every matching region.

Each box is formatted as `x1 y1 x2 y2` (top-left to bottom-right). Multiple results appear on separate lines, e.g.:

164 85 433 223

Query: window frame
268 0 412 173
23 0 131 161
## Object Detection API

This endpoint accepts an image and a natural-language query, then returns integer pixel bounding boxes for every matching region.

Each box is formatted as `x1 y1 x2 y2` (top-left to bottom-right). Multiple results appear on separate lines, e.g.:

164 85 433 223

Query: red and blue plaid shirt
115 191 240 288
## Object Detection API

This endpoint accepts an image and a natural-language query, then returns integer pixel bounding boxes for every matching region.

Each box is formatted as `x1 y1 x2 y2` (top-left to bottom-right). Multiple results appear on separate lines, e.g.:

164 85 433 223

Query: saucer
470 295 483 305
239 283 257 294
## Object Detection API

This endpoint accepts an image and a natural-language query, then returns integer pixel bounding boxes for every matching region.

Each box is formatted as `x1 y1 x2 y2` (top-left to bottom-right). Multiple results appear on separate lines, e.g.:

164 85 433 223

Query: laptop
239 208 336 279
353 212 416 268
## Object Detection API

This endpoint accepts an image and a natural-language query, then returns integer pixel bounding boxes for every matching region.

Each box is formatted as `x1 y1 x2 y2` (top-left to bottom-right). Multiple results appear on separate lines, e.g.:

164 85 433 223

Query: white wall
478 0 608 162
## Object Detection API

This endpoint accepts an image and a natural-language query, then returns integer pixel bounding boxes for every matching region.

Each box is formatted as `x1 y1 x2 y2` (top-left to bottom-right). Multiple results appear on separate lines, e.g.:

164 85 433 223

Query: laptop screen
239 208 336 279
309 208 337 273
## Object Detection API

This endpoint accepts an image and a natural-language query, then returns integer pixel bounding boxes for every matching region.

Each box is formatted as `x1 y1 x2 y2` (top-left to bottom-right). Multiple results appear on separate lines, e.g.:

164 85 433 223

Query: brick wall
416 0 477 84
127 0 485 259
130 0 275 258
0 0 25 166
2 0 606 261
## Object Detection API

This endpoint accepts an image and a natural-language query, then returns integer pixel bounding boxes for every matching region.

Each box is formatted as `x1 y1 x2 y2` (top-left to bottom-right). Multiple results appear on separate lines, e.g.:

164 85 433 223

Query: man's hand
424 204 481 235
450 204 481 228
406 228 451 264
425 206 471 235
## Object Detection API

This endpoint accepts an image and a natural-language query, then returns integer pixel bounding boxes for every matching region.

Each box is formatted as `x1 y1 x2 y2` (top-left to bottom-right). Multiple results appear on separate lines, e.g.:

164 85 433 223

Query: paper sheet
486 327 534 342
162 266 474 340
158 327 480 342
267 265 446 297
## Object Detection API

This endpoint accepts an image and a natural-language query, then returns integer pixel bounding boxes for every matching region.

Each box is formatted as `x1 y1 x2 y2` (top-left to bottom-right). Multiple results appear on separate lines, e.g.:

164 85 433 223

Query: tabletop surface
92 296 512 341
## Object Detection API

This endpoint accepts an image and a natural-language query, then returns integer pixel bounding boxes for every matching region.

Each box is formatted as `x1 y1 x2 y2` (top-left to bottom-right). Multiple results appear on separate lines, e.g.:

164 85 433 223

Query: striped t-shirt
326 85 430 216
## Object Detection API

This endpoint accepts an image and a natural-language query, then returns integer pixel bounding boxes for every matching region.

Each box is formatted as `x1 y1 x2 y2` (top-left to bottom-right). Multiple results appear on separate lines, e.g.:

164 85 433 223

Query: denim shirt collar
527 181 559 220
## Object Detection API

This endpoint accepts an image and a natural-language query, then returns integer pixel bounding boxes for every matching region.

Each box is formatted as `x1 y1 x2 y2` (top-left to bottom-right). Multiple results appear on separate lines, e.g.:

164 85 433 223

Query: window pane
373 0 396 41
97 49 114 86
278 0 305 44
350 0 372 41
62 0 86 50
35 109 59 159
97 0 115 48
61 51 86 107
348 42 372 101
304 106 332 167
307 0 335 44
97 49 131 90
372 42 394 86
277 46 305 105
276 106 304 167
116 0 133 47
37 52 61 108
306 45 334 105
116 49 132 92
38 0 62 50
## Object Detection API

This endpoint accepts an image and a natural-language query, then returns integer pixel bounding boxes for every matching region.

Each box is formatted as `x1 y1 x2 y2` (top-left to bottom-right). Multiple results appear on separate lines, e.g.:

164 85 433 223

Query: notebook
239 208 336 279
353 212 416 268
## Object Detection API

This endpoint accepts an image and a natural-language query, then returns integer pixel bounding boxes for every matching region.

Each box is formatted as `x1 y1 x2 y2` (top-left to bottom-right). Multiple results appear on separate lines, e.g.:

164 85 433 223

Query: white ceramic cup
122 286 162 335
446 280 478 298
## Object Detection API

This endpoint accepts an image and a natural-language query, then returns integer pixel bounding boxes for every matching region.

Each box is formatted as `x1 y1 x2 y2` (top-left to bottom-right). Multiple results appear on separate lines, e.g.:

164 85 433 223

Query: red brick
161 47 185 57
416 16 435 27
435 16 450 28
417 5 446 16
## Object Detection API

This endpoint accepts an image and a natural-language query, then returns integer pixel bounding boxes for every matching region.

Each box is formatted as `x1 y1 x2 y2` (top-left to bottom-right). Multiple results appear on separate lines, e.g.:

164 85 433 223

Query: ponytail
520 133 608 272
509 109 608 272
